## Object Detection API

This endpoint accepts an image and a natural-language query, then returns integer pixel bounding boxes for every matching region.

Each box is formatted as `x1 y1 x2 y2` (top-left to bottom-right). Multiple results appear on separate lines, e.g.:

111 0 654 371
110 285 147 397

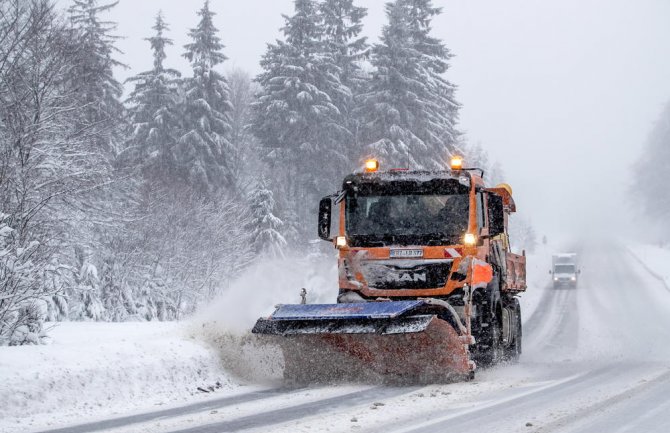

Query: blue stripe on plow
269 300 425 321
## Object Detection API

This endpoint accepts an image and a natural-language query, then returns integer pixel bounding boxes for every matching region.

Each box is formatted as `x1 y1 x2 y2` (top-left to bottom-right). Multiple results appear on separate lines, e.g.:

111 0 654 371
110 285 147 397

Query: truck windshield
346 193 469 246
554 265 575 274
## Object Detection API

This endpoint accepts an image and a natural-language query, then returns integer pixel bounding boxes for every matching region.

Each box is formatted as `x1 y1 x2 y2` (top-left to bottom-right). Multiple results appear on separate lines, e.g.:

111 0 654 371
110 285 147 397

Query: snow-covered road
28 244 670 433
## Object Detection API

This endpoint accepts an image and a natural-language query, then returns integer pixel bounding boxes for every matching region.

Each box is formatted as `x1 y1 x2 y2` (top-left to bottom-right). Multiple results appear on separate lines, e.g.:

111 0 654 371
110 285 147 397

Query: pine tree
123 12 182 183
252 0 348 240
467 142 504 185
67 0 126 158
227 68 264 193
634 101 670 240
100 253 136 322
71 246 104 321
405 0 460 167
177 0 235 196
360 0 460 170
320 0 369 167
248 178 287 258
509 216 537 254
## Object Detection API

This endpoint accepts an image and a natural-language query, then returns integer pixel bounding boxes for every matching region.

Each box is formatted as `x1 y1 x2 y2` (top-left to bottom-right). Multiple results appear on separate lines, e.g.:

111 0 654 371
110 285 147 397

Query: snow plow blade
252 301 473 383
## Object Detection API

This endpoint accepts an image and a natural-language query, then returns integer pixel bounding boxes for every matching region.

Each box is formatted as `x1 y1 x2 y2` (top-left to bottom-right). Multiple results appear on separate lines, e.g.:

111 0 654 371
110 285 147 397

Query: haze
109 0 670 243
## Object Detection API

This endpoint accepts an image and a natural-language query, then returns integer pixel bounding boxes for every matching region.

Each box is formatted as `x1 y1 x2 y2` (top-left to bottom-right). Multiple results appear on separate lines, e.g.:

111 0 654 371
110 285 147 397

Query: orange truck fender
471 258 494 290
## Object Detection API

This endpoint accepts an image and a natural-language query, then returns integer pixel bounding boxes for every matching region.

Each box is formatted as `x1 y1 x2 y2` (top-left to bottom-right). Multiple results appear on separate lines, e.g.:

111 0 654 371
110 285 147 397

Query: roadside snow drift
0 322 236 431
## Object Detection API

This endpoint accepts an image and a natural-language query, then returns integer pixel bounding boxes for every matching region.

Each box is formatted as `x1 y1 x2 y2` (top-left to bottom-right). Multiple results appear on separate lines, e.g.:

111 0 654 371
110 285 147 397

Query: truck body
551 253 579 288
253 158 527 383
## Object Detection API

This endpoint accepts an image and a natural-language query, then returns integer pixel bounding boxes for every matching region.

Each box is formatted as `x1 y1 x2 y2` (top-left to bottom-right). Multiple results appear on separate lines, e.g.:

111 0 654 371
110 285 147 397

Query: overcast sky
102 0 670 243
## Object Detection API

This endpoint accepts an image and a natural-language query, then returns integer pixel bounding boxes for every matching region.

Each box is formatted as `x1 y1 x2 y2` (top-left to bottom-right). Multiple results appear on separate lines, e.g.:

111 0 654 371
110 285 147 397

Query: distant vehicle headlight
554 277 558 281
571 276 576 281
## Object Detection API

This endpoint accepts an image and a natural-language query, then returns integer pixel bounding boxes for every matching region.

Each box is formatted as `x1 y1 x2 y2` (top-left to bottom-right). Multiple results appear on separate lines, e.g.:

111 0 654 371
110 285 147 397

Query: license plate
390 249 423 258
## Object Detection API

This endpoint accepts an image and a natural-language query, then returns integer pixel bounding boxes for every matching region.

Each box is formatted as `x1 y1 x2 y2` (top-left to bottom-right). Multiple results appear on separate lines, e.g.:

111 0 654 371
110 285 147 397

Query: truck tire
472 278 503 367
503 298 522 363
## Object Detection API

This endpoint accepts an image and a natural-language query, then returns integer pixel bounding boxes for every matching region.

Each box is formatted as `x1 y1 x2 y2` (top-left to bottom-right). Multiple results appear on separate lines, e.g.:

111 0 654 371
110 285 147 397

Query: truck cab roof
343 169 482 189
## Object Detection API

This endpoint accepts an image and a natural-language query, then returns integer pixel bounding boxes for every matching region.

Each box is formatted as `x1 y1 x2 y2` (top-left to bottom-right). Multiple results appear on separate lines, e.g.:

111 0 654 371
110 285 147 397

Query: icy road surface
33 245 670 433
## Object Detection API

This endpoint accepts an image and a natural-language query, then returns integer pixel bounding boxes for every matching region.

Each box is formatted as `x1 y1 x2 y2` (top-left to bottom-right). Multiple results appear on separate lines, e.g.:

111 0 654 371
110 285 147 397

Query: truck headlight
463 233 476 246
571 276 576 281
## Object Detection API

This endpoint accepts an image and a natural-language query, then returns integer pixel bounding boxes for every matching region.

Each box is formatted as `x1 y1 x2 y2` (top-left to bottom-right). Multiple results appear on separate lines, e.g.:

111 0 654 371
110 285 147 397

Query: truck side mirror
487 194 505 237
318 197 333 241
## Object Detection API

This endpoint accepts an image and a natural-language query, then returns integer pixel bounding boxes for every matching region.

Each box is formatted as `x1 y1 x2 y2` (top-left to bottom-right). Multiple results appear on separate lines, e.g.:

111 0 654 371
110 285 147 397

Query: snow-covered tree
467 142 505 185
123 12 182 183
0 214 53 345
320 0 369 165
176 1 235 196
509 215 538 254
227 68 264 193
252 0 349 241
321 0 368 93
360 0 460 170
248 178 287 258
100 252 136 322
68 246 104 321
67 0 126 158
633 100 670 241
1 1 116 336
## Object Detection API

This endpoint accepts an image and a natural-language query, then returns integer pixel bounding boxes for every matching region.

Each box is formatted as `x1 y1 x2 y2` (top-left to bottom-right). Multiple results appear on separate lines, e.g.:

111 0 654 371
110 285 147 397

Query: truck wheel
504 299 522 363
472 282 503 367
476 306 502 367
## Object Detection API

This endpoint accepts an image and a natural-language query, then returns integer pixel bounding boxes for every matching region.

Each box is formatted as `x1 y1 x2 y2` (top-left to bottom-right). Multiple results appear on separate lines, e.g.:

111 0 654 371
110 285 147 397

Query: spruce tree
177 0 235 196
248 178 287 258
634 101 670 239
123 12 182 184
360 0 460 170
320 0 369 167
252 0 348 241
67 0 126 158
71 246 104 321
405 0 460 167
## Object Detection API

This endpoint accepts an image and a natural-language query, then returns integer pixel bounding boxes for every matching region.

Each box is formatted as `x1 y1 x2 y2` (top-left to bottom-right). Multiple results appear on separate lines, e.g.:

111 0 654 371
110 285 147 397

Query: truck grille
360 261 453 290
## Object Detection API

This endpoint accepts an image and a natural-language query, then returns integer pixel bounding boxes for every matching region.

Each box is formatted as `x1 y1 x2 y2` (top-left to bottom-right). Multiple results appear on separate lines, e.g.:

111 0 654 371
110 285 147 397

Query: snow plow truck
252 157 527 383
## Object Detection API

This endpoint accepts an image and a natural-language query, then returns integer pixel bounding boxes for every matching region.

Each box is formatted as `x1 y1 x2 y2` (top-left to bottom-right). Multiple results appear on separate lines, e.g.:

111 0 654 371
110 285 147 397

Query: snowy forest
1 0 529 345
634 101 670 243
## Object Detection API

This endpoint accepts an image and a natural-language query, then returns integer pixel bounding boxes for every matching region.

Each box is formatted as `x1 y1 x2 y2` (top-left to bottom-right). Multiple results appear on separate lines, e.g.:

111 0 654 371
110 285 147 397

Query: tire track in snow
523 283 555 331
523 284 578 357
164 386 416 433
395 363 627 433
530 368 670 433
34 388 294 433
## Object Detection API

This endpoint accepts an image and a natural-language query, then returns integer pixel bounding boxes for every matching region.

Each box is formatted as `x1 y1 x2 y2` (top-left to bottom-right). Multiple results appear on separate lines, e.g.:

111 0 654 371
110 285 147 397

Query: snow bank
0 321 237 432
